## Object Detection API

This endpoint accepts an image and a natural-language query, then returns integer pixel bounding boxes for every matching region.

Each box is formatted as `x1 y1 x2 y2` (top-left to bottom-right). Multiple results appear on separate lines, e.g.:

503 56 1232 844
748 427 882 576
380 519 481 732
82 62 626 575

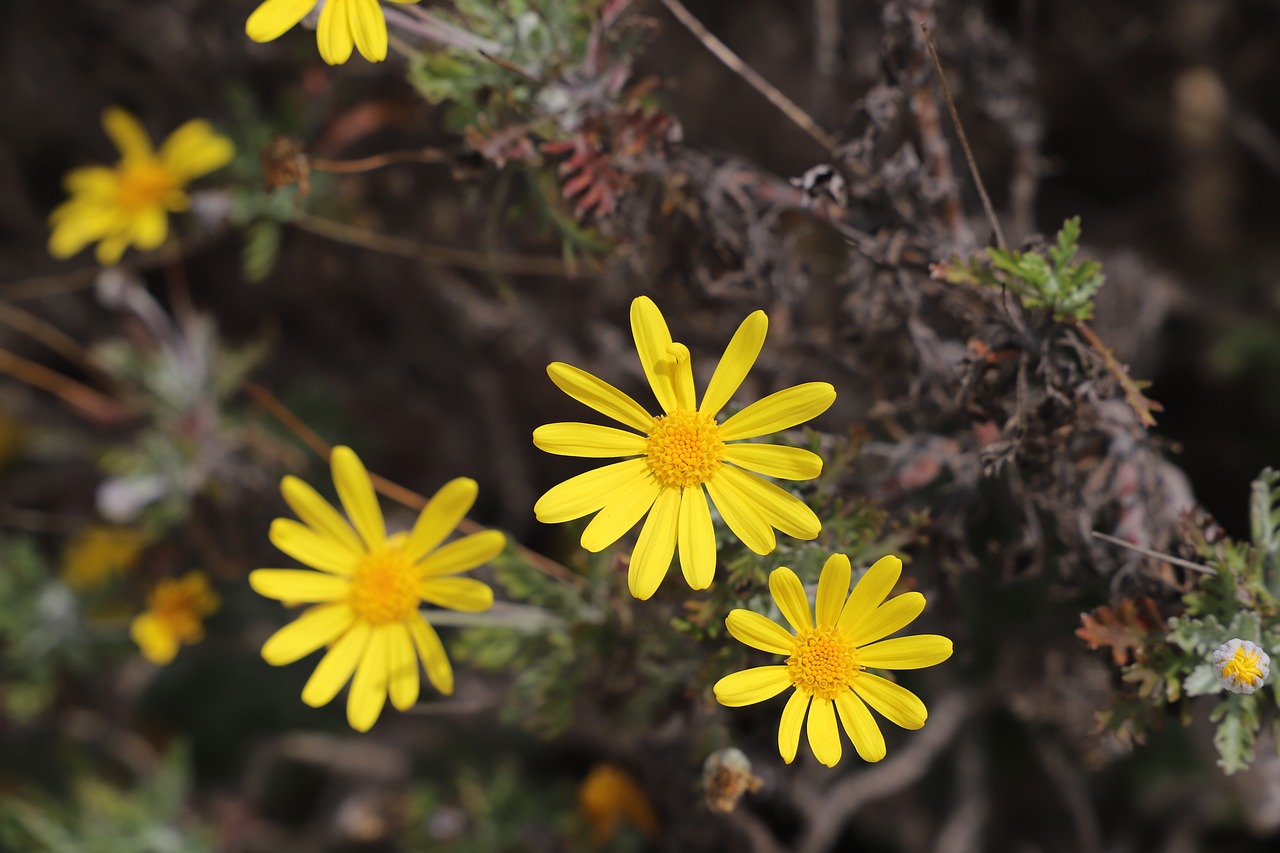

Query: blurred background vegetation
4 0 1280 850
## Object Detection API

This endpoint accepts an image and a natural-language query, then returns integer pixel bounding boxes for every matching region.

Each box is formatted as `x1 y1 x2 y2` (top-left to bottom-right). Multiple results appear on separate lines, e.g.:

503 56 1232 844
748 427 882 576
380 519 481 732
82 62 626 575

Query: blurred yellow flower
48 108 234 265
251 447 504 732
534 296 834 600
714 554 952 767
130 571 220 665
246 0 418 65
577 763 657 846
61 525 148 590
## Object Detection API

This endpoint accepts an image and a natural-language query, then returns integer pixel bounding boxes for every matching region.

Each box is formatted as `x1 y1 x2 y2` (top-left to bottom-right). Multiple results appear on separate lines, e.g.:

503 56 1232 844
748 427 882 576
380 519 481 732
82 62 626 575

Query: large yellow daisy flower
48 108 234 266
246 0 418 65
714 554 952 767
250 447 505 732
533 296 835 600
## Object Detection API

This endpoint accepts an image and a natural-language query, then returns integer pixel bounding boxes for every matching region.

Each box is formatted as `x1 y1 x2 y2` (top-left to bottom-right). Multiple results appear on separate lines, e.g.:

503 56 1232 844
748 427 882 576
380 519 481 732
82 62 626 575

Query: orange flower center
645 409 724 489
787 626 859 699
148 577 217 642
349 547 420 625
116 159 179 213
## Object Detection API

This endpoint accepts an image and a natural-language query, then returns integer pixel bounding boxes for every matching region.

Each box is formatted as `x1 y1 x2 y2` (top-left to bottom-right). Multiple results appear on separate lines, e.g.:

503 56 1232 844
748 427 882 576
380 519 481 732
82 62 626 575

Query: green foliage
0 747 215 853
937 217 1105 321
0 536 91 722
1086 468 1280 773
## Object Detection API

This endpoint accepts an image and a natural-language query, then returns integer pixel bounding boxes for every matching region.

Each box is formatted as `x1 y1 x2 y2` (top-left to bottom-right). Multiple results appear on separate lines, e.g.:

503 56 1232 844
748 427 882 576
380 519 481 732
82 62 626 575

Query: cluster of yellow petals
644 409 725 489
130 572 221 665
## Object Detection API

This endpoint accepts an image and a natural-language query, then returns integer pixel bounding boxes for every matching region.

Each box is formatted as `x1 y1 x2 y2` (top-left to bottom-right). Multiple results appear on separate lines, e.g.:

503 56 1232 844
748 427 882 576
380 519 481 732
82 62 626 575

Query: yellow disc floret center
645 409 724 489
787 626 859 699
116 160 179 213
1222 646 1265 687
349 547 420 625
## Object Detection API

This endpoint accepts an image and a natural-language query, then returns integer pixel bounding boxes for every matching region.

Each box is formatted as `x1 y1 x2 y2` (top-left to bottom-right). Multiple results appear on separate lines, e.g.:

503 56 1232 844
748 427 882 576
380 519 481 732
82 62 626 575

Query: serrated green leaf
1183 664 1223 697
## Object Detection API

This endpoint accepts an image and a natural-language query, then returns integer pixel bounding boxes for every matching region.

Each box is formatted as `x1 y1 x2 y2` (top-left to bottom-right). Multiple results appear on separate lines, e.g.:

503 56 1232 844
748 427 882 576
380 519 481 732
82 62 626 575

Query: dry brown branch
293 214 597 278
0 299 103 378
657 0 838 155
797 691 973 853
1072 320 1162 428
245 382 584 588
1090 530 1213 575
909 8 972 247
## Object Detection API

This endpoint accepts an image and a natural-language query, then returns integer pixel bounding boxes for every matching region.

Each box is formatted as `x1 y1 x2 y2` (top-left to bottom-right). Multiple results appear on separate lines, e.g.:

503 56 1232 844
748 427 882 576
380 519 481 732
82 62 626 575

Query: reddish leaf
1076 598 1166 666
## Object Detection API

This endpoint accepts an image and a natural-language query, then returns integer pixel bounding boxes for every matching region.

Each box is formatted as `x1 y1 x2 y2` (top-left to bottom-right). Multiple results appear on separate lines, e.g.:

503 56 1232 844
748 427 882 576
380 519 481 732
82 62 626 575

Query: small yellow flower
1213 639 1270 694
48 108 234 265
577 763 658 846
714 554 952 767
130 571 221 665
251 447 505 732
533 296 835 599
61 525 148 590
246 0 418 65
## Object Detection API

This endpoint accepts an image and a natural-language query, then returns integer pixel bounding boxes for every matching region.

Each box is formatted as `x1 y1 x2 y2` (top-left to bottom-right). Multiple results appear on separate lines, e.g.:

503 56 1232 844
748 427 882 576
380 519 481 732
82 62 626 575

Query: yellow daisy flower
48 108 234 265
130 571 221 665
61 525 148 590
246 0 417 65
533 296 835 600
714 554 952 767
250 447 505 732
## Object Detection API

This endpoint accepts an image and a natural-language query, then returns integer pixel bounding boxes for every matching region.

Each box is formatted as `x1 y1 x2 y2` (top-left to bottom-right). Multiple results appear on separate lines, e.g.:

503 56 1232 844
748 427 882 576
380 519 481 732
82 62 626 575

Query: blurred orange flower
131 571 220 665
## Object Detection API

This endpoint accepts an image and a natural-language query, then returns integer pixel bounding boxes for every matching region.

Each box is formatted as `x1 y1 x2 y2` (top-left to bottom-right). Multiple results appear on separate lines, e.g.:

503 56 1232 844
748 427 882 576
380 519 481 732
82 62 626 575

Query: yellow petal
835 690 887 762
700 310 767 418
250 569 351 602
725 609 794 655
778 689 809 764
769 567 813 633
281 474 364 556
677 487 716 590
406 477 477 562
713 666 791 707
629 296 678 413
130 207 169 251
533 423 647 458
269 519 358 575
102 107 153 162
347 0 388 61
418 530 505 577
722 443 823 480
246 0 318 42
131 612 178 665
63 165 117 196
301 620 370 707
408 614 454 695
628 487 679 599
851 592 925 647
420 577 494 612
836 555 901 634
386 621 419 711
48 205 116 259
261 603 356 665
317 0 354 64
159 120 235 181
815 553 851 628
704 472 775 555
330 446 386 550
96 234 130 266
579 473 661 553
720 382 836 441
716 465 821 541
546 363 654 433
347 624 390 731
663 342 697 411
807 696 842 767
857 635 953 670
852 673 928 730
533 458 650 524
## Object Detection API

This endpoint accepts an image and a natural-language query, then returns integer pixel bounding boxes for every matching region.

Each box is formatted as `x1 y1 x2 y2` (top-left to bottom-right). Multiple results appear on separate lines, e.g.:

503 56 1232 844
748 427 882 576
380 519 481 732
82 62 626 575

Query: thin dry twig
1072 320 1162 428
920 23 1007 250
0 299 104 378
1090 530 1214 575
0 346 127 423
245 382 584 588
311 148 449 173
657 0 838 155
293 214 597 278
